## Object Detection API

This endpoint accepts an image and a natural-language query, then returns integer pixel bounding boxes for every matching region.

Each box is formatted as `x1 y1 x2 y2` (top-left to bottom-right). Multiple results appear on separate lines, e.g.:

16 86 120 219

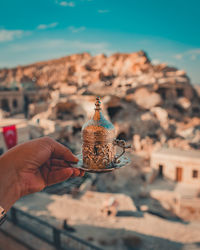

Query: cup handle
113 139 131 163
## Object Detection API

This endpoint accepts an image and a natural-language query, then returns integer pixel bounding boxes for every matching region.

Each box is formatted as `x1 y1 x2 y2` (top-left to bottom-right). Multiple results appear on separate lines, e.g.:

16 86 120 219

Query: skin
0 137 84 212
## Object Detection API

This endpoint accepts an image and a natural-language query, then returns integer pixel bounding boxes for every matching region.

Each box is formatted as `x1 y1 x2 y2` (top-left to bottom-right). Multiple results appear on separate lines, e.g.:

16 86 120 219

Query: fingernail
73 168 80 176
80 170 85 177
72 155 79 162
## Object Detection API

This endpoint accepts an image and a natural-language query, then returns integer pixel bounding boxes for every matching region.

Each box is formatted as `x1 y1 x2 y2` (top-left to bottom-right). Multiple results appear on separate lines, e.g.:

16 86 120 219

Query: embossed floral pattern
82 142 115 169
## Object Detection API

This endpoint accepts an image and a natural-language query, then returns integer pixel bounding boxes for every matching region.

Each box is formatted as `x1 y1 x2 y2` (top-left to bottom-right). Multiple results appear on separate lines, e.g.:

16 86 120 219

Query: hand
0 137 84 212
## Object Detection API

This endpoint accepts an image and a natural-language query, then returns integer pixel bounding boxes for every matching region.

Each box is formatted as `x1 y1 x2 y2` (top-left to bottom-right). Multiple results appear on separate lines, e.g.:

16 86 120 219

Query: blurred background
0 0 200 249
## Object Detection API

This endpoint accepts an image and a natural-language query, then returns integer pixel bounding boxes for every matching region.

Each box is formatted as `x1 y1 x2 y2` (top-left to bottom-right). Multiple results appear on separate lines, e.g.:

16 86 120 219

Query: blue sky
0 0 200 84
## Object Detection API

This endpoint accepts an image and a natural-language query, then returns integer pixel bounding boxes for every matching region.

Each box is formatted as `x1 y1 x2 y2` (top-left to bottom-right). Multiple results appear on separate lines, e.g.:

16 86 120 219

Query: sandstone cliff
1 51 200 153
0 51 194 99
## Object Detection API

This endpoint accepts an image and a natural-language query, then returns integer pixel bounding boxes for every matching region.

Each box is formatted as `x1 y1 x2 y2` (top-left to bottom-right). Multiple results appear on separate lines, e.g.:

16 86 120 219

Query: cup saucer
71 154 131 173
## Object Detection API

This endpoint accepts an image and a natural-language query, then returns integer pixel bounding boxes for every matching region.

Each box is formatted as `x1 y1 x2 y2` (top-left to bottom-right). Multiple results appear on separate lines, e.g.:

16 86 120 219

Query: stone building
151 148 200 185
0 86 49 116
0 90 24 115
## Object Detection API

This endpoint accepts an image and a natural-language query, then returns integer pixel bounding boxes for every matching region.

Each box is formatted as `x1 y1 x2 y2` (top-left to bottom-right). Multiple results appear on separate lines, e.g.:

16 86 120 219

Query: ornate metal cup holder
67 96 132 174
72 153 131 173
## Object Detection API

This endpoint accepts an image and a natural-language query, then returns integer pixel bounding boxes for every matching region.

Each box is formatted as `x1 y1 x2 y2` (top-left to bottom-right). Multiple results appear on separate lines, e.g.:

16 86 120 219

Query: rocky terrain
1 50 200 177
1 51 200 155
2 51 199 154
1 51 200 249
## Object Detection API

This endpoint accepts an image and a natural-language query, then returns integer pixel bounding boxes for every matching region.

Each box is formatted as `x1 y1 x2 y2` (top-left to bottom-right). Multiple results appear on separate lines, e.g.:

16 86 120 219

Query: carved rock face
81 97 116 169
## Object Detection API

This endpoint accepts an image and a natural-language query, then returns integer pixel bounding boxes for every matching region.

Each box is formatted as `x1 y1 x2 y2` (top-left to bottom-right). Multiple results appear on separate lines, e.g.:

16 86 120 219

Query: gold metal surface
81 97 131 170
75 154 131 173
82 97 116 169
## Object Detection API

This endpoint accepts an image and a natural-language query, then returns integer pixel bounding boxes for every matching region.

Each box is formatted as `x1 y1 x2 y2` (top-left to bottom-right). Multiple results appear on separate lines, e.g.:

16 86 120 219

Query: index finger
48 138 78 163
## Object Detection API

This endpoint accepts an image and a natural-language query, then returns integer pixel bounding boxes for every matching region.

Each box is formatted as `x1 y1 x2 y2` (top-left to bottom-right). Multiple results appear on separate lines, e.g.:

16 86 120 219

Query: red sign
3 125 17 149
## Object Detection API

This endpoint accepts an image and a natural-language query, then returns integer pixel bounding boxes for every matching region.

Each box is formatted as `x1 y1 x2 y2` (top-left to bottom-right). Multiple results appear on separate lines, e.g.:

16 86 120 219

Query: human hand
0 137 84 212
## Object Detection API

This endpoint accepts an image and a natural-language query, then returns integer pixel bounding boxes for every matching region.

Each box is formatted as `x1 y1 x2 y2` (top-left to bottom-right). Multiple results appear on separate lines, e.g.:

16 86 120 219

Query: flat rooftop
0 118 28 130
152 147 200 161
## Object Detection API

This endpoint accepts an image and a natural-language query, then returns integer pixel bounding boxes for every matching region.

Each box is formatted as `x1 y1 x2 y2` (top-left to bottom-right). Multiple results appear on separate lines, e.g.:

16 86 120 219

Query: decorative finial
95 96 101 110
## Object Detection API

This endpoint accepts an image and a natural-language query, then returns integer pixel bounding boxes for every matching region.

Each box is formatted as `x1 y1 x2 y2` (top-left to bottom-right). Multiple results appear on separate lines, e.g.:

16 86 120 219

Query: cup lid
82 97 115 142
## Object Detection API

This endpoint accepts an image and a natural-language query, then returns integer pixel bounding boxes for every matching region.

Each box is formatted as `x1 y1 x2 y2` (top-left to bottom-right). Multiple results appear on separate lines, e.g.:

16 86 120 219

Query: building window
13 99 18 108
158 164 163 177
1 99 10 112
176 88 184 97
157 88 166 100
192 170 198 178
176 167 183 182
192 107 200 114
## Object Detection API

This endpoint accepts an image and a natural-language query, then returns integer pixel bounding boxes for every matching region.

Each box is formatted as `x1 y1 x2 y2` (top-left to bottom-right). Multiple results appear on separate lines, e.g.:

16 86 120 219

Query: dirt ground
13 189 200 250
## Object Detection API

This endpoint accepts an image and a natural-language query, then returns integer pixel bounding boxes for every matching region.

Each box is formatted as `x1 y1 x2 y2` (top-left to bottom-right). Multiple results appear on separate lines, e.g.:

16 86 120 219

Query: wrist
0 206 7 225
0 154 21 212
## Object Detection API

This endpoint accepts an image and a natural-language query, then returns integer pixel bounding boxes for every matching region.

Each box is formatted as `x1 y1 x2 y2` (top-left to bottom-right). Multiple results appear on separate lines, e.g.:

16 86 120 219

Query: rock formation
0 51 200 155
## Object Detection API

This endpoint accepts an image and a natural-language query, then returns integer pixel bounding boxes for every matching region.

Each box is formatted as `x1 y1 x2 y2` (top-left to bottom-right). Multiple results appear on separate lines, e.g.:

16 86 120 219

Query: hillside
0 51 195 96
1 51 200 153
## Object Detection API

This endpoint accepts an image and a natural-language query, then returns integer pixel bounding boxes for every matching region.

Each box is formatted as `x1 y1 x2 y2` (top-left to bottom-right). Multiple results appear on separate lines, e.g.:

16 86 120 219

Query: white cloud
190 54 197 61
68 26 86 33
174 54 183 60
71 40 111 53
187 49 200 61
188 49 200 54
37 22 59 30
152 59 161 65
174 49 200 61
59 1 75 7
10 39 112 54
0 29 23 42
98 9 109 13
3 39 113 67
0 39 114 68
